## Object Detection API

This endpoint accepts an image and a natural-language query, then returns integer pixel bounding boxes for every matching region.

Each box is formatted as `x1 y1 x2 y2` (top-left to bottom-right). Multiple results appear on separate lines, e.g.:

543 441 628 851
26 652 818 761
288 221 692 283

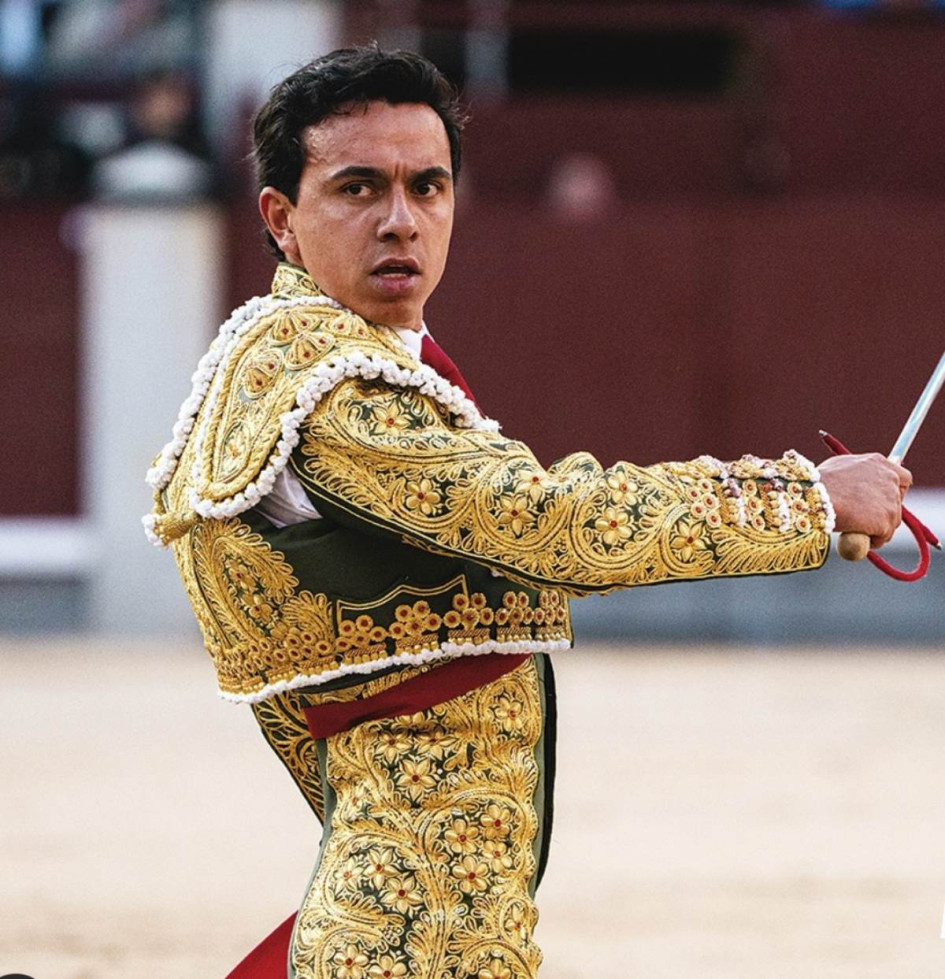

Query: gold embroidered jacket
146 264 833 703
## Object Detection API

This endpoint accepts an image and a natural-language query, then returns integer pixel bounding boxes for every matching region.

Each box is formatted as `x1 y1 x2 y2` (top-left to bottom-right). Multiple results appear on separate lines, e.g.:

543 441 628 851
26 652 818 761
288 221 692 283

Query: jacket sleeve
289 376 833 597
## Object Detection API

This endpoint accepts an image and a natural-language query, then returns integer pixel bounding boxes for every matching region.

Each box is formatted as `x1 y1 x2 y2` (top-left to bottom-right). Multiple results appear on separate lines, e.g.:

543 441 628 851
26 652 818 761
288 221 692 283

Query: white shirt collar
390 322 430 359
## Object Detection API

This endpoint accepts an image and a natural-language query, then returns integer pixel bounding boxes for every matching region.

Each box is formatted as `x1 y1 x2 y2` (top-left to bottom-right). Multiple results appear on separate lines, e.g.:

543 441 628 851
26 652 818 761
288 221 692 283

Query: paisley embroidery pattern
292 657 544 979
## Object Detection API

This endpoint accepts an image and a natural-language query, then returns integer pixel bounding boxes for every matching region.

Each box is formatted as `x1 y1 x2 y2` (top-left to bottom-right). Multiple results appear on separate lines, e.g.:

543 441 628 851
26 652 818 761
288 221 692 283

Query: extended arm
290 377 833 596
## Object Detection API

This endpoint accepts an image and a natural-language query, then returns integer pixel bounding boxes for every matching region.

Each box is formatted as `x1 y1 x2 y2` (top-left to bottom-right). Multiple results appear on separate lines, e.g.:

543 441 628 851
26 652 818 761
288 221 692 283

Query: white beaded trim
185 349 499 523
784 450 836 533
144 287 500 539
784 449 820 482
141 513 162 546
817 486 837 535
146 293 340 493
218 636 572 704
699 450 836 534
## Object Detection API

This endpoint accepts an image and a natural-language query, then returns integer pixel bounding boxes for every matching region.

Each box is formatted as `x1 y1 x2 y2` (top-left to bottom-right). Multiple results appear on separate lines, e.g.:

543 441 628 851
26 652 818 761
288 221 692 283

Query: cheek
298 223 354 281
430 223 453 272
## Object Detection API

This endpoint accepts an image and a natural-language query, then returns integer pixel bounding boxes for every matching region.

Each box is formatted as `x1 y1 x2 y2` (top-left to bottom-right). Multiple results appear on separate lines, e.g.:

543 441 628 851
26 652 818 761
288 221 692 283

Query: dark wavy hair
252 45 466 258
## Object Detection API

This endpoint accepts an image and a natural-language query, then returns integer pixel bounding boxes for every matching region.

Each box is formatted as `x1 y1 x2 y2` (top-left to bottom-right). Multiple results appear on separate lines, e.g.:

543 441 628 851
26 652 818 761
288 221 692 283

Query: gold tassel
153 509 201 543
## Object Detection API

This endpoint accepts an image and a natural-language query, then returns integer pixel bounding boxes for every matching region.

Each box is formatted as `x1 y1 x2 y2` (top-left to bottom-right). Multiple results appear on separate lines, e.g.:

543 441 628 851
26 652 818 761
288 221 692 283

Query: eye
342 182 372 197
413 181 441 198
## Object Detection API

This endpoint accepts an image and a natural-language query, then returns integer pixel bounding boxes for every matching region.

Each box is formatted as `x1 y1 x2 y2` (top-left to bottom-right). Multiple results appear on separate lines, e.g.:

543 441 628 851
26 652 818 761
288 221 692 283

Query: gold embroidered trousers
255 655 554 979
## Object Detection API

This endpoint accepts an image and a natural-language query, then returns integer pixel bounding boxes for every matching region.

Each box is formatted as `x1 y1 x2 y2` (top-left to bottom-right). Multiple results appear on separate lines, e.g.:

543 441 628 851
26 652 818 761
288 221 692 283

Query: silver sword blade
888 350 945 465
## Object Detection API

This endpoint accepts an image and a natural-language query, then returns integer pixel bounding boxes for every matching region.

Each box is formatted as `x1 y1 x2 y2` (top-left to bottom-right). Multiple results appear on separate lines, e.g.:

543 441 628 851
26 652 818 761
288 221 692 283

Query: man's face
270 100 455 331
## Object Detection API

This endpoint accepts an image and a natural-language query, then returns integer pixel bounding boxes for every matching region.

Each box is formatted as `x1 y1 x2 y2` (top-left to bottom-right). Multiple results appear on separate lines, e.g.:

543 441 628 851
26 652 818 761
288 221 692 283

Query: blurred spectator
546 152 617 222
46 0 197 79
0 1 207 199
0 0 57 78
0 83 91 196
92 70 215 201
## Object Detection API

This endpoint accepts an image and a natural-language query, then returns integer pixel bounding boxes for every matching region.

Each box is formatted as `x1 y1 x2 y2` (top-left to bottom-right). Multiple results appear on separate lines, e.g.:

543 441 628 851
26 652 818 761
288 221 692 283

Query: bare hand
818 453 912 549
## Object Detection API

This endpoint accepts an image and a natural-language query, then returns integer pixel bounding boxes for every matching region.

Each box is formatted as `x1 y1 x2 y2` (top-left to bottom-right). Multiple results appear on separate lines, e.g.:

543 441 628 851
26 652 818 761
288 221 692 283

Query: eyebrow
327 165 453 184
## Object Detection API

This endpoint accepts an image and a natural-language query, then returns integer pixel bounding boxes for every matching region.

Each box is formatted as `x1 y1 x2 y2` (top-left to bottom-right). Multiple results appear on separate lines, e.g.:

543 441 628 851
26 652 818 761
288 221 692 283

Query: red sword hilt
819 431 939 582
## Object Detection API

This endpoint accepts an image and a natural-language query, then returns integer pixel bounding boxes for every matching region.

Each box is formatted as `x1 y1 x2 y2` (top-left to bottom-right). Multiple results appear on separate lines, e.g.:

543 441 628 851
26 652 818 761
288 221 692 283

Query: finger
870 505 904 550
870 528 898 550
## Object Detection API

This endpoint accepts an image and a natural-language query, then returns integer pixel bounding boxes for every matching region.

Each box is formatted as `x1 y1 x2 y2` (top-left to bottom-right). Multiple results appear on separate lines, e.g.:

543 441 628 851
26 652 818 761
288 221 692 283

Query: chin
366 301 422 331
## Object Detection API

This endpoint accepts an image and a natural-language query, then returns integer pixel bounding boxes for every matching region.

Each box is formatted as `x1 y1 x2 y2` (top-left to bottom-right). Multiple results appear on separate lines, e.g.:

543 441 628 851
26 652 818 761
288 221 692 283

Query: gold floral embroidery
332 944 368 979
669 518 708 563
171 510 569 699
294 378 830 597
197 301 408 505
404 478 441 515
291 658 544 979
594 506 632 546
368 955 407 979
157 263 830 705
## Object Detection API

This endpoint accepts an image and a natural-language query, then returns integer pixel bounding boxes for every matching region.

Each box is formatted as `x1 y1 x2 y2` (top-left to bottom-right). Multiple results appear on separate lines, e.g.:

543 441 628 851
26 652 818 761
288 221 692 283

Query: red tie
420 333 480 409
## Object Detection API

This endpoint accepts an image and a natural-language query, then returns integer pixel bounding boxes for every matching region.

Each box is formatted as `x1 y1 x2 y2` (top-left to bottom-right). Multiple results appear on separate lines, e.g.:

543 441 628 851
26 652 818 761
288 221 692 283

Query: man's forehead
302 100 451 171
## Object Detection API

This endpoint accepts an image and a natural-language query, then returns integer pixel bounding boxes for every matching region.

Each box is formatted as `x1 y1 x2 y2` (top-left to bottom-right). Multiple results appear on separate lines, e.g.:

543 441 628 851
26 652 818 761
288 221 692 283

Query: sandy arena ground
3 638 945 978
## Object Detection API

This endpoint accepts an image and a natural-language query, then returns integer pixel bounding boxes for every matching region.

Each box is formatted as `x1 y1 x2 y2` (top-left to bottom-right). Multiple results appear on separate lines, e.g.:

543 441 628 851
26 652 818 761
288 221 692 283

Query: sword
887 350 945 465
830 349 945 564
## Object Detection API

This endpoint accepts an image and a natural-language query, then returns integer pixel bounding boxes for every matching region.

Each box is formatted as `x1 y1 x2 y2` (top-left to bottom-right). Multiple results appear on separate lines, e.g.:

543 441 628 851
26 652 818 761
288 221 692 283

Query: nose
377 187 418 241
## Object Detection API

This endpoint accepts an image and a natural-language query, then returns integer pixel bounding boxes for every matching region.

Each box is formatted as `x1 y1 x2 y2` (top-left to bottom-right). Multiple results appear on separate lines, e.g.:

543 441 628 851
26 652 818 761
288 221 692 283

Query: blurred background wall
1 0 942 640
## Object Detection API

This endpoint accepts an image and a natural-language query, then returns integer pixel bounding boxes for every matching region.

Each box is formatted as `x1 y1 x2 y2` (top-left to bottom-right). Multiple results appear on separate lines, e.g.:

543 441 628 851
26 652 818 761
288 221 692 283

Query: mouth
371 258 421 278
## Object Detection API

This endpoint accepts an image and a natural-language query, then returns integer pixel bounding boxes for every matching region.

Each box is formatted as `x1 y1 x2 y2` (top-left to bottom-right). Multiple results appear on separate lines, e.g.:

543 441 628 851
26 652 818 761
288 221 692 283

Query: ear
259 186 300 262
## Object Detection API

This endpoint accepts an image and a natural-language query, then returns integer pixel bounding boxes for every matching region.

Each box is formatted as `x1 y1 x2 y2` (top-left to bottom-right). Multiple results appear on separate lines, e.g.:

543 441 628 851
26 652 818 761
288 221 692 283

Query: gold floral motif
371 397 412 435
669 519 709 564
605 468 639 506
291 658 544 979
594 506 632 546
172 508 568 698
196 297 409 504
294 378 830 598
332 944 368 979
379 875 424 914
368 955 407 979
496 494 533 537
158 263 828 704
404 478 441 516
444 818 480 855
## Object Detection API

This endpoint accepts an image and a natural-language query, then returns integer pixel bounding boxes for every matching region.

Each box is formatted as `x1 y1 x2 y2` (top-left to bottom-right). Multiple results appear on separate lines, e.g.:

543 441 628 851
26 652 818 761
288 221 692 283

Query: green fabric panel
245 506 549 613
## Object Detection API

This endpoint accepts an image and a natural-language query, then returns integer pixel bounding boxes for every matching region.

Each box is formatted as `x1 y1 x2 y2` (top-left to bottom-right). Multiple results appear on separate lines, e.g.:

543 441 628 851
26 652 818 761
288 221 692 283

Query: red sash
303 651 530 739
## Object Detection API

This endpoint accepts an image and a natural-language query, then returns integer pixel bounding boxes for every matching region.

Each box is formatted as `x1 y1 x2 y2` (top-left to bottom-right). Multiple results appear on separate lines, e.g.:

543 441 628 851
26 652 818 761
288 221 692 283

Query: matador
144 46 909 979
